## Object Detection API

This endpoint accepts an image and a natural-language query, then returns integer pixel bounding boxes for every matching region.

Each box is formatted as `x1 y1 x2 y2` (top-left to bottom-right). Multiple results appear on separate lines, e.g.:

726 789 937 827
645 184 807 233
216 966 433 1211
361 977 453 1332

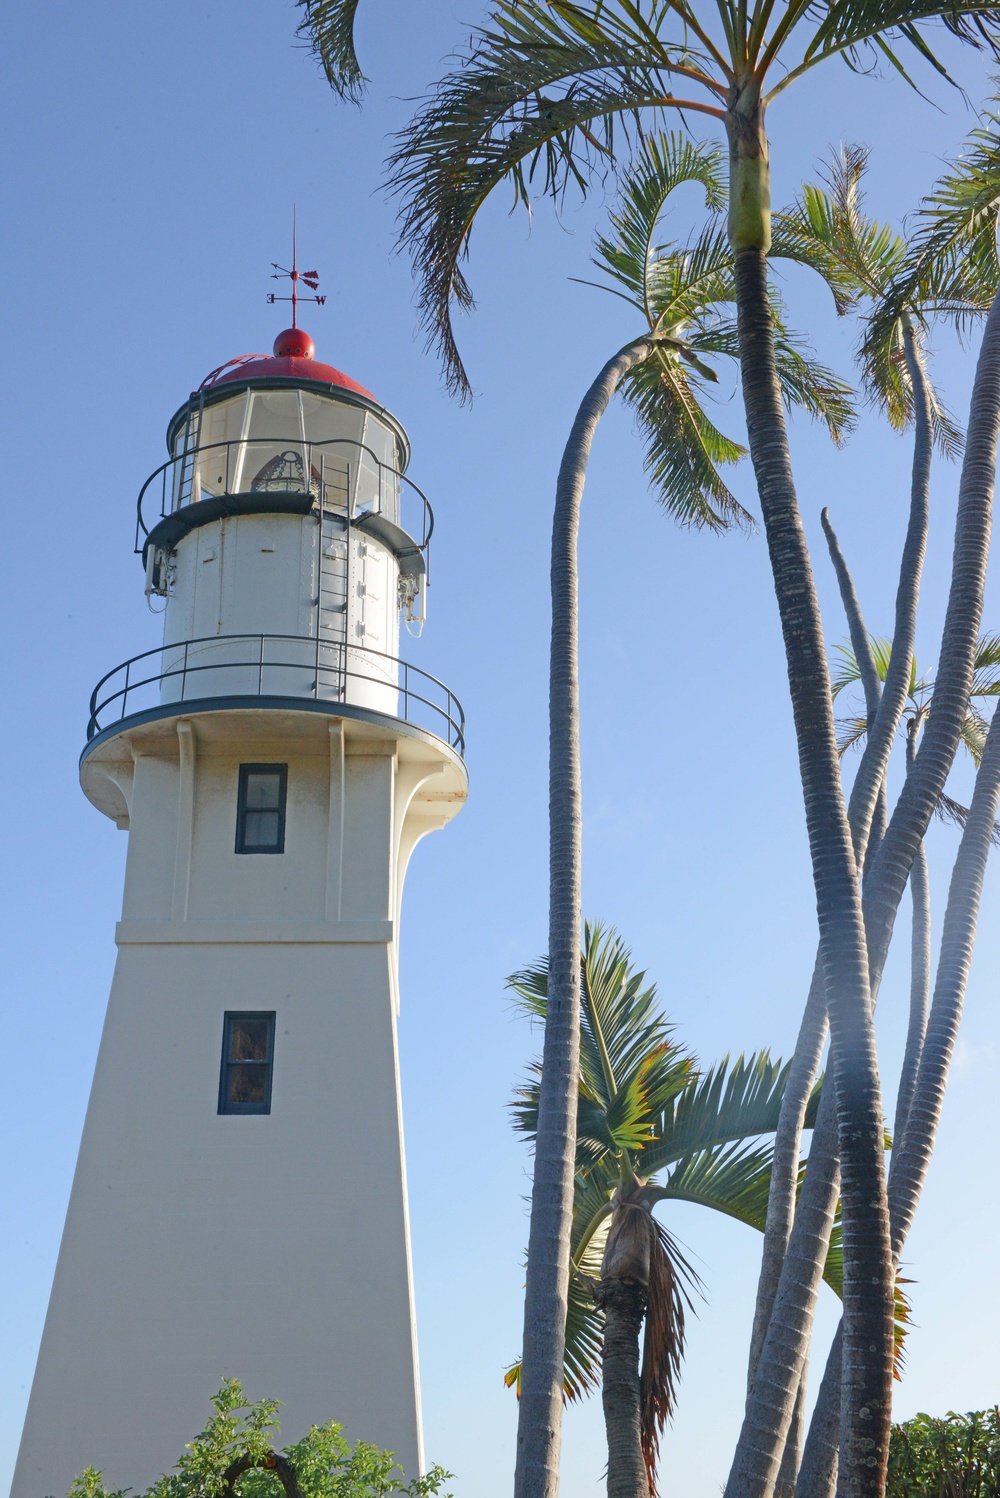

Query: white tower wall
12 713 465 1497
160 513 400 716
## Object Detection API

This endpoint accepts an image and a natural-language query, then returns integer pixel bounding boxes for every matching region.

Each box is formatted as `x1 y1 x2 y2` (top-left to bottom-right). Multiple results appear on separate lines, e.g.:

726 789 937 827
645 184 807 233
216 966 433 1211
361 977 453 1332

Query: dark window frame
218 1011 276 1115
235 763 287 855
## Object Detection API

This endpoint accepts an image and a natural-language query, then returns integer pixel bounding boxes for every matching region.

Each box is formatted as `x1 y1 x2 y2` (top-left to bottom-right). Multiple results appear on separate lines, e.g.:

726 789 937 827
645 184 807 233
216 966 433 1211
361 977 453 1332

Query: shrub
887 1408 1000 1498
64 1380 452 1498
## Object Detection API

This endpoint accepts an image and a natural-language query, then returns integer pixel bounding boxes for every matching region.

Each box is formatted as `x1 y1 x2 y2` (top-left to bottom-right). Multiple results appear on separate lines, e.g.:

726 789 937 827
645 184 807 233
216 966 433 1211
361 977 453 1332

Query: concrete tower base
12 704 466 1498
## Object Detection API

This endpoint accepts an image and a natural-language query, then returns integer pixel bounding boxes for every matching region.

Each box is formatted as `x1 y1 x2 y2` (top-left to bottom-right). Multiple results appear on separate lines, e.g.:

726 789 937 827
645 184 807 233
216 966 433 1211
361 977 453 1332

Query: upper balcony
138 382 433 569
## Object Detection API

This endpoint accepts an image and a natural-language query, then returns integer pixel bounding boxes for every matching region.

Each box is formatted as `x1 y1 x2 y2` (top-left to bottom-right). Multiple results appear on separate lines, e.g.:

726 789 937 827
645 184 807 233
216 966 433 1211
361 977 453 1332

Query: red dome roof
204 329 376 401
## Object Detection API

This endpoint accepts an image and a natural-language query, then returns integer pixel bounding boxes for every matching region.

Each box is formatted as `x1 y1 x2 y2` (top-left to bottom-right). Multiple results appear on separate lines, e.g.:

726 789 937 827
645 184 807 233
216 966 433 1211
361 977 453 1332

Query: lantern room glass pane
355 414 399 523
300 392 366 513
239 390 308 497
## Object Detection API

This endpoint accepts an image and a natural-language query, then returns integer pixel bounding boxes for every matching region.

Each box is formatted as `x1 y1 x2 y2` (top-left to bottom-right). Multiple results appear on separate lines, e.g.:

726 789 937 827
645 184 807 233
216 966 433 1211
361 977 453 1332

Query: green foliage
299 0 1000 394
886 1408 1000 1498
581 132 855 531
63 1382 451 1498
505 924 834 1405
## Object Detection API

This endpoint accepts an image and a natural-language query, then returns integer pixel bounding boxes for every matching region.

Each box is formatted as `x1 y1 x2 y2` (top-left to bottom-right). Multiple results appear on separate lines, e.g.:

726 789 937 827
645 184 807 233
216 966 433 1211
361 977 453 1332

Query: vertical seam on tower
171 720 196 921
325 720 345 921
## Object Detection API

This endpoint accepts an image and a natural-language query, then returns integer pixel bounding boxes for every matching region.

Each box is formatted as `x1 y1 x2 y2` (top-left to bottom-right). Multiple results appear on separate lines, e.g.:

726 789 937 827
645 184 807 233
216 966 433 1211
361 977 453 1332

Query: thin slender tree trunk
864 292 1000 995
798 1327 843 1498
728 243 892 1498
596 1279 650 1498
750 357 931 1494
746 514 885 1408
777 1364 809 1497
798 705 1000 1498
515 338 654 1498
844 318 933 867
893 724 931 1147
747 963 828 1392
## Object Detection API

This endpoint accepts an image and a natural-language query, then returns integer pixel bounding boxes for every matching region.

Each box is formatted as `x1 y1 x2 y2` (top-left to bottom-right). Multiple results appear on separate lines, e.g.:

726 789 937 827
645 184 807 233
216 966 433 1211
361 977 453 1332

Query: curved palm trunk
515 337 654 1498
798 706 1000 1498
864 291 1000 995
729 231 892 1498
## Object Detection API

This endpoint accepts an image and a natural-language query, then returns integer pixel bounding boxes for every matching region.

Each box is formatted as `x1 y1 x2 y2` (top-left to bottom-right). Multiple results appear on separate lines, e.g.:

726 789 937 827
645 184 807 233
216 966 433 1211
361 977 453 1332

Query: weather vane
268 209 326 328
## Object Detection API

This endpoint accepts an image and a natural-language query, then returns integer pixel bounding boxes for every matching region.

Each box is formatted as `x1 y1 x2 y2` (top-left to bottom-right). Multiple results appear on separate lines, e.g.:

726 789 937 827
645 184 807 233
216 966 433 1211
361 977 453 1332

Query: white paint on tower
12 329 466 1498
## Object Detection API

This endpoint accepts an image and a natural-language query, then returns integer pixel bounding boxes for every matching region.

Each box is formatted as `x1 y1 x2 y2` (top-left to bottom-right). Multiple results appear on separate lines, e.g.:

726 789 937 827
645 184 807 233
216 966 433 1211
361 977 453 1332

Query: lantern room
85 327 462 756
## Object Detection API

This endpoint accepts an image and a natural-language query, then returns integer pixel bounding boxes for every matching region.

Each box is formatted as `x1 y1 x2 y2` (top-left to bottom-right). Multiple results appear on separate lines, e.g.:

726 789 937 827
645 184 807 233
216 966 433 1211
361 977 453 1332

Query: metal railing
87 633 465 755
135 437 434 554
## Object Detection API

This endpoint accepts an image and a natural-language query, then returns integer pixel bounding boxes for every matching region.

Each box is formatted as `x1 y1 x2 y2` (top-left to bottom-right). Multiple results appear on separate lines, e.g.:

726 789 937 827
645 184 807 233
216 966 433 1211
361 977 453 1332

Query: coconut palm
298 10 1000 1493
505 924 831 1498
516 129 856 1498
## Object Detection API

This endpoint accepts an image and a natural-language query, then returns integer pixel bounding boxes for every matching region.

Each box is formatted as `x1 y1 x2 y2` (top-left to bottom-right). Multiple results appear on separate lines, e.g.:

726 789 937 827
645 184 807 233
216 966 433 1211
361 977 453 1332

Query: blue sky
1 3 998 1495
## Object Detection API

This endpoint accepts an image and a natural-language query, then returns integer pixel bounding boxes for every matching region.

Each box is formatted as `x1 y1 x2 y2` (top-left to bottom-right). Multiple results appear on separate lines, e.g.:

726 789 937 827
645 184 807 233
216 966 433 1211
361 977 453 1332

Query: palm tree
505 924 836 1498
298 11 1000 1493
740 135 1000 1498
516 131 855 1498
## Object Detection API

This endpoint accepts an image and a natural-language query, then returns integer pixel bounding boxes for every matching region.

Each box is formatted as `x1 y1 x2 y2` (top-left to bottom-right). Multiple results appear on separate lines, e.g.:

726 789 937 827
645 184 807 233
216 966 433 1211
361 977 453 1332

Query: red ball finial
273 327 315 359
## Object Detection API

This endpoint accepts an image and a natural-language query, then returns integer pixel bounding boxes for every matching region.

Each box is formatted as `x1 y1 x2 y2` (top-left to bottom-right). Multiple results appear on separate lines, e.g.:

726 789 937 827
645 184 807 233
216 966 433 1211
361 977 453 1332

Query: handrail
135 437 434 555
86 633 465 756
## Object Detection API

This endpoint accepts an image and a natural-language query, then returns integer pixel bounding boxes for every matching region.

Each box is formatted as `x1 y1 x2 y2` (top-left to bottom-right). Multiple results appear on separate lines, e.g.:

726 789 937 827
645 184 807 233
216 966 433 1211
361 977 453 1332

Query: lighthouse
12 302 467 1498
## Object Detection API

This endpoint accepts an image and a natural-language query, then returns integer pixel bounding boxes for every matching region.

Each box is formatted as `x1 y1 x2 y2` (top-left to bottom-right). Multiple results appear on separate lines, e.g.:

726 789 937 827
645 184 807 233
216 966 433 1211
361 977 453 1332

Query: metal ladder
314 475 351 699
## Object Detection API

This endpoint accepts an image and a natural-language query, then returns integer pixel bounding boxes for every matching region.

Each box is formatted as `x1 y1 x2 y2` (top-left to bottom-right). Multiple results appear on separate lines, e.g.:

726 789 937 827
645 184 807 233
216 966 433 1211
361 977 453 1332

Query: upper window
236 764 287 854
218 1012 275 1115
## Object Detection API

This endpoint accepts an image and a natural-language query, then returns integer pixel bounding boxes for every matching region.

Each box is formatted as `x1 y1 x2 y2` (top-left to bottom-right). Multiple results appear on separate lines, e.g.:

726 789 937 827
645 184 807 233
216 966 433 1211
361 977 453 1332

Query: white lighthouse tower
12 299 467 1498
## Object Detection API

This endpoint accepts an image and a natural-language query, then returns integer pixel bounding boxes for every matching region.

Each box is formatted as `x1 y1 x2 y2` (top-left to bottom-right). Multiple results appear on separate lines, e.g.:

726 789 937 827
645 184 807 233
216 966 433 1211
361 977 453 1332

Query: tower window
236 764 287 853
218 1012 275 1115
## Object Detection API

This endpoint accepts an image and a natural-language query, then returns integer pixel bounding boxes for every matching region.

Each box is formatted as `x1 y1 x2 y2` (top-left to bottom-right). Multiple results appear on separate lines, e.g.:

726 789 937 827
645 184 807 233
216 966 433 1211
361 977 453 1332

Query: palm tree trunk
733 1076 841 1498
746 515 884 1407
844 317 933 868
797 1326 843 1498
729 237 893 1498
864 291 1000 996
596 1277 650 1498
515 337 655 1498
893 724 931 1147
798 704 1000 1498
777 1363 809 1497
746 962 827 1392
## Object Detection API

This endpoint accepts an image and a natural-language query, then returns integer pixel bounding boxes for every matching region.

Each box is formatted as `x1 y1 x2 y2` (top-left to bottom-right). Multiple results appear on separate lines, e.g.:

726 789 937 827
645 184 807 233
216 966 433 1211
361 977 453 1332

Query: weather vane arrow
267 208 327 327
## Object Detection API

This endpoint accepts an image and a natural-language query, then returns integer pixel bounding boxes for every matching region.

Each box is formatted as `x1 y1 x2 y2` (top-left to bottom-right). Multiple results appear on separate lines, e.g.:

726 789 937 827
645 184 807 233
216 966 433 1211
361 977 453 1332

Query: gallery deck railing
87 633 465 755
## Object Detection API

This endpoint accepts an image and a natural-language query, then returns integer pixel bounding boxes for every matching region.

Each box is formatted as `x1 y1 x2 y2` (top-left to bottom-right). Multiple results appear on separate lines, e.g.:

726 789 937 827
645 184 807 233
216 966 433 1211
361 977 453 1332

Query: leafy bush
65 1380 452 1498
887 1408 1000 1498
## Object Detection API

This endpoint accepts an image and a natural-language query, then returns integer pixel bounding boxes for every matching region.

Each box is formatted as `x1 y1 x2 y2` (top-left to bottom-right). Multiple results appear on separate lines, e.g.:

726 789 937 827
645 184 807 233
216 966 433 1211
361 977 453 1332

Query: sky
1 3 998 1496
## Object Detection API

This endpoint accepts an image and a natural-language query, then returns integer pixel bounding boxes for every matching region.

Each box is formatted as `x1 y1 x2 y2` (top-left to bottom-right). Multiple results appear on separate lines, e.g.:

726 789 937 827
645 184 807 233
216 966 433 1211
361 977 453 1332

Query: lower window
218 1011 275 1115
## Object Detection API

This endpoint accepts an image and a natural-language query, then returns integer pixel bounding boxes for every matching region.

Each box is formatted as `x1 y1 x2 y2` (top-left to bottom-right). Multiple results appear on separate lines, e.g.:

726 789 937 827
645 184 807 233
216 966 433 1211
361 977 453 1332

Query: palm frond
640 1051 797 1174
640 1215 698 1494
387 1 725 394
933 789 1000 845
592 130 726 308
651 1139 776 1229
798 0 1000 87
618 354 752 529
972 632 1000 695
296 0 367 102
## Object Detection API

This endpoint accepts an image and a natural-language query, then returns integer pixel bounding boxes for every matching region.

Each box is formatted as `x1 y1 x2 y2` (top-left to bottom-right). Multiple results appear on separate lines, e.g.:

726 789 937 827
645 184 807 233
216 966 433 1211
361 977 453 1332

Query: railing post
182 640 189 701
258 634 265 696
